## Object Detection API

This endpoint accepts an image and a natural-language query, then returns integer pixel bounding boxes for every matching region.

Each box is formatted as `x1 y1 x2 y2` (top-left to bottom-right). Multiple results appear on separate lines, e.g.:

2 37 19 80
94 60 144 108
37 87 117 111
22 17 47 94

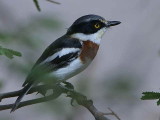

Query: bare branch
33 0 41 11
107 108 121 120
97 108 121 120
0 92 61 111
33 0 60 12
0 84 120 120
0 85 54 101
46 0 61 5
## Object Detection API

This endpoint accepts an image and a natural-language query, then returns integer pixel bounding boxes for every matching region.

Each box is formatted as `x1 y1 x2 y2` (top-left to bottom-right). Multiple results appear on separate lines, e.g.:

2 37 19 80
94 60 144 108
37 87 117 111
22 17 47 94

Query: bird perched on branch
11 14 121 112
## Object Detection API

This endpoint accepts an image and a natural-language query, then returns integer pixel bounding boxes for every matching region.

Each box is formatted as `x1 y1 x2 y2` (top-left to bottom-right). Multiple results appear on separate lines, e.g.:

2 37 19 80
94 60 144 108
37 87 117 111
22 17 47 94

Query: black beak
106 21 121 27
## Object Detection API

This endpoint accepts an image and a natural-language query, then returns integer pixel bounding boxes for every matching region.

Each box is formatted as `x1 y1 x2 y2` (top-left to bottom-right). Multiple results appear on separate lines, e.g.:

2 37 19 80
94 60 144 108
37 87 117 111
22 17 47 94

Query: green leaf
33 0 41 11
0 46 22 59
141 92 160 100
157 99 160 105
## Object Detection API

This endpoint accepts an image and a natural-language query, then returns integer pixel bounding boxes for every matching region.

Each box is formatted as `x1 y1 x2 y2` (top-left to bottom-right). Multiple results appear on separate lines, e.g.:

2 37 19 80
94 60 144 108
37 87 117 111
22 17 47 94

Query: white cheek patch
71 28 107 45
41 48 80 63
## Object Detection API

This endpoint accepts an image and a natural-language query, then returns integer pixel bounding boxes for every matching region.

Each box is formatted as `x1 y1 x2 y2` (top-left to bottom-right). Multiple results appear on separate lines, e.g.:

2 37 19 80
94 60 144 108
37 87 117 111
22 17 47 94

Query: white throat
71 28 106 45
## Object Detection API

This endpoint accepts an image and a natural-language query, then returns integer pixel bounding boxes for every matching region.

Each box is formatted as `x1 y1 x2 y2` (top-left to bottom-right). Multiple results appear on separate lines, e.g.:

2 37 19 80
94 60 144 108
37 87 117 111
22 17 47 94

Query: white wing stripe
59 48 80 57
41 48 80 64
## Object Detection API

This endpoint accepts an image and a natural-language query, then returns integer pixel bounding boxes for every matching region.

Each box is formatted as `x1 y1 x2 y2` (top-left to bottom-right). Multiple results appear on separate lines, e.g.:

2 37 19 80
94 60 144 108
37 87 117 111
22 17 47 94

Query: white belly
50 58 88 81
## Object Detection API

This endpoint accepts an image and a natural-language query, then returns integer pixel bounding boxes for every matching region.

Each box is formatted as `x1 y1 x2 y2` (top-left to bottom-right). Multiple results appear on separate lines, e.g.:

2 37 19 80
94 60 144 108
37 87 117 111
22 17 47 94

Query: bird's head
67 14 121 44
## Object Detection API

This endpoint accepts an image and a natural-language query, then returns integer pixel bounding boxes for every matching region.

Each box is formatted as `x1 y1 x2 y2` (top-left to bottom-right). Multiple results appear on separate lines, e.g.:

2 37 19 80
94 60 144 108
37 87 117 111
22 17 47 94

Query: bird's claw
70 98 75 106
65 90 76 106
66 93 75 106
36 89 47 96
63 81 74 90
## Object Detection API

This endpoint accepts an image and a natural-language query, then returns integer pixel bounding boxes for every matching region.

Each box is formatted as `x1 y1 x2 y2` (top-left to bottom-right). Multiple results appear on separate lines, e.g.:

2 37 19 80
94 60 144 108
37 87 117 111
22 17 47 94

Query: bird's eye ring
94 23 101 28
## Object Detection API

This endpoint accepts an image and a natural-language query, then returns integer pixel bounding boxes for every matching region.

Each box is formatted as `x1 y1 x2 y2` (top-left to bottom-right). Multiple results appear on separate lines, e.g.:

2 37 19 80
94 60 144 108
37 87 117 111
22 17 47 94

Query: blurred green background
0 0 160 120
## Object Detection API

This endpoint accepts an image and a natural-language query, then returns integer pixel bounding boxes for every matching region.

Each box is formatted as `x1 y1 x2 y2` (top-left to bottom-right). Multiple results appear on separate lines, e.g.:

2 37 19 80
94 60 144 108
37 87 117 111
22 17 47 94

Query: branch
0 92 61 111
33 0 60 12
46 0 60 4
0 84 120 120
0 85 54 101
33 0 41 11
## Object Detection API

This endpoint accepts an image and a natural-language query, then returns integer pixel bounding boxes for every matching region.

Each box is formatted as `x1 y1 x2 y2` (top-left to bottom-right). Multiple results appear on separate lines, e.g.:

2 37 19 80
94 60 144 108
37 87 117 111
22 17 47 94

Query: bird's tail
10 83 33 112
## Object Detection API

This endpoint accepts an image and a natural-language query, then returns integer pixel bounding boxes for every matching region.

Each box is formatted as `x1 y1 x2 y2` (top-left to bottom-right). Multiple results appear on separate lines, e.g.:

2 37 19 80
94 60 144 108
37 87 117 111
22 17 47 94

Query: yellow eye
94 23 101 28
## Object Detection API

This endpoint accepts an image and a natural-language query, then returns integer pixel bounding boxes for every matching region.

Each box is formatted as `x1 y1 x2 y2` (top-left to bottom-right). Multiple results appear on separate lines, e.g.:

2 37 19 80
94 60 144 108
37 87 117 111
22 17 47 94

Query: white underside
50 58 87 81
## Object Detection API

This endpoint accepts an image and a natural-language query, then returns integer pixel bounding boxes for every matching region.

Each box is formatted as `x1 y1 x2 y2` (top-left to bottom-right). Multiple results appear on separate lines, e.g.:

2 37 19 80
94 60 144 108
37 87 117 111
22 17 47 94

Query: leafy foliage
0 46 22 59
141 92 160 105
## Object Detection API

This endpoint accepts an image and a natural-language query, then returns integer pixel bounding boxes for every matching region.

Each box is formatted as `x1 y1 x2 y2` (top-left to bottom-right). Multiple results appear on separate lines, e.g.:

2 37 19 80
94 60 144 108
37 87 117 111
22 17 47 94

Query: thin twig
0 92 61 111
107 108 121 120
33 0 41 11
0 85 54 101
46 0 61 5
33 0 60 12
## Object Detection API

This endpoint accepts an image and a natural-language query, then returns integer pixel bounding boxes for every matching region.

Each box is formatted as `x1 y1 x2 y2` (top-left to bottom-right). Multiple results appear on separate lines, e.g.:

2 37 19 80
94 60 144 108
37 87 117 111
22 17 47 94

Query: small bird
11 14 121 112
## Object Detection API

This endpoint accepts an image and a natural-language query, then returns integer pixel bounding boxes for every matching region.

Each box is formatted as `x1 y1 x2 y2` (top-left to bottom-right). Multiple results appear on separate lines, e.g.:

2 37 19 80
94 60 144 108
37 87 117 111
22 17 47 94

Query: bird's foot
67 91 89 106
65 91 75 106
36 88 48 96
61 82 76 106
63 81 74 90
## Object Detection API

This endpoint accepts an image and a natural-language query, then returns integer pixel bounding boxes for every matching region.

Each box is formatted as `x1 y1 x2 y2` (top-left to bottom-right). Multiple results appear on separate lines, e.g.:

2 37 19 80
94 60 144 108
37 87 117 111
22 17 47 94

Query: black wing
22 35 82 86
33 35 82 67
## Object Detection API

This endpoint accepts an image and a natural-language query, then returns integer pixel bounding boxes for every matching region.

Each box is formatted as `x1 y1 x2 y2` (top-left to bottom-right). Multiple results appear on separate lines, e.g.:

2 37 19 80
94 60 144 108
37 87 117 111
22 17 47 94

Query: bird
11 14 121 112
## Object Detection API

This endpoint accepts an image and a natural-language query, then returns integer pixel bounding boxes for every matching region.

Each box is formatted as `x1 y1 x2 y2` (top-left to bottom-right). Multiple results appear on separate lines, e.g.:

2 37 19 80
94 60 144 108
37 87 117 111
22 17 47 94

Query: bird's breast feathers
80 40 99 63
